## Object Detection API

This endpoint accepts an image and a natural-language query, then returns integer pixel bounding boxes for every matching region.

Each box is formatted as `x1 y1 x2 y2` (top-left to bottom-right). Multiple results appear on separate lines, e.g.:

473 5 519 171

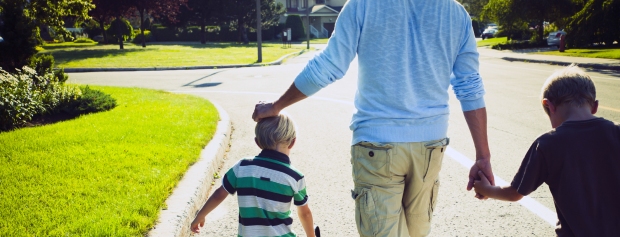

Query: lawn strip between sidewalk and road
0 86 218 236
40 43 308 69
477 37 508 47
534 48 620 60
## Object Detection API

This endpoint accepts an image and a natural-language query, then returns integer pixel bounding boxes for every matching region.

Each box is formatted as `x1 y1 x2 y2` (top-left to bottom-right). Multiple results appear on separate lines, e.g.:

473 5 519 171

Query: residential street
69 46 620 236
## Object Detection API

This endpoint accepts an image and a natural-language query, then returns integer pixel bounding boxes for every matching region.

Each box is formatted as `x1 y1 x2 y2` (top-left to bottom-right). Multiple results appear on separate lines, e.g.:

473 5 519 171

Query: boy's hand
468 158 494 200
190 216 206 234
473 170 492 198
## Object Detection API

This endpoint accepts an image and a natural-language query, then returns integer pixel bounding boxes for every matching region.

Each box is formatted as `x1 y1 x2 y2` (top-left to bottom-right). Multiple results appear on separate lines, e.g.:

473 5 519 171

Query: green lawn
40 43 307 68
42 42 99 49
534 48 620 59
297 38 330 44
477 37 508 47
0 86 218 236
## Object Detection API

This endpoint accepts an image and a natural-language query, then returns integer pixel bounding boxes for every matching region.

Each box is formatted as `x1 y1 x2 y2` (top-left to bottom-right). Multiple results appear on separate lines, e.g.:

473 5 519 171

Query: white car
547 31 566 47
0 36 4 43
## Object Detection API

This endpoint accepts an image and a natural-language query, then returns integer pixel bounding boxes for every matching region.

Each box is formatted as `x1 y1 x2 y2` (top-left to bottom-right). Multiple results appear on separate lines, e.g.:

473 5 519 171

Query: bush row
0 56 117 131
491 40 547 50
132 24 285 43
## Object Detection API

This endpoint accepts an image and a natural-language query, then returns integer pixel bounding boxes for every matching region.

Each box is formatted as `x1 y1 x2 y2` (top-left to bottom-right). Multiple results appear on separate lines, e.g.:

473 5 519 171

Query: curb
147 101 231 237
501 57 620 71
61 49 308 73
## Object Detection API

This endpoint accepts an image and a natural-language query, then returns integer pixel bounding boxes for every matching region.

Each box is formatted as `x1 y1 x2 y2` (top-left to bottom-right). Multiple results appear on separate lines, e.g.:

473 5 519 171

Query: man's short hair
255 114 296 150
541 64 596 114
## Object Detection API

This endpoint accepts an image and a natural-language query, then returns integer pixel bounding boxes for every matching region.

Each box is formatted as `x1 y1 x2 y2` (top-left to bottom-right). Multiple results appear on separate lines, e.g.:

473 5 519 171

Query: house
275 0 346 38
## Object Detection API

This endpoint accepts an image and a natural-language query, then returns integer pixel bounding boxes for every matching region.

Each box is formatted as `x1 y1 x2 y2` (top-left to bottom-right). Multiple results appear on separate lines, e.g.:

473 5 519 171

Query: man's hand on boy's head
252 101 280 122
190 216 206 234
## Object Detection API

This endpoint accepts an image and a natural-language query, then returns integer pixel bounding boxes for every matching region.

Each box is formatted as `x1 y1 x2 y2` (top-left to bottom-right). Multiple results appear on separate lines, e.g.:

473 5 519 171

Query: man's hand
251 83 308 122
467 158 494 199
473 170 493 196
252 101 280 122
190 216 205 233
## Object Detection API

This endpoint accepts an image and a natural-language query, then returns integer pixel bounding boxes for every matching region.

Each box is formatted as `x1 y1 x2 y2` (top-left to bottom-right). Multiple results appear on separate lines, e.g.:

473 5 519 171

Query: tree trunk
242 26 249 44
140 9 146 48
200 18 206 44
237 18 243 44
99 19 107 43
117 17 124 50
538 20 544 42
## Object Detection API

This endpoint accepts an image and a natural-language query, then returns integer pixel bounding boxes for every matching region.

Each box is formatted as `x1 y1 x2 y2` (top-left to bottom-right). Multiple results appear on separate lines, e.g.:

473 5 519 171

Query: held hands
473 170 492 196
190 216 206 234
252 101 280 122
467 158 494 200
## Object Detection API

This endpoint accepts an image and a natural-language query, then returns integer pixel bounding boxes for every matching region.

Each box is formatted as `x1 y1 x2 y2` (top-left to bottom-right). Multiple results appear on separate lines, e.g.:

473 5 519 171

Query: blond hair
255 114 296 150
541 64 596 114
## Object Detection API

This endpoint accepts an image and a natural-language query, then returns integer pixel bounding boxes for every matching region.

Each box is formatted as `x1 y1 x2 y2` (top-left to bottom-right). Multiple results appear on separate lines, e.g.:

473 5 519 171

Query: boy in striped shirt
191 114 316 237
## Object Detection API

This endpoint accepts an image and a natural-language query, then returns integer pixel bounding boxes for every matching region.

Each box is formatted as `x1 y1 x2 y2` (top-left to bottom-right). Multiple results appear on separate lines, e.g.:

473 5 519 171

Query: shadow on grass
1 112 82 133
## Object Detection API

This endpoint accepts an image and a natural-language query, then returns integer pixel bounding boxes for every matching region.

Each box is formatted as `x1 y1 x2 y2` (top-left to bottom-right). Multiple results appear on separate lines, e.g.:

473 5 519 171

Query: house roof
311 4 340 14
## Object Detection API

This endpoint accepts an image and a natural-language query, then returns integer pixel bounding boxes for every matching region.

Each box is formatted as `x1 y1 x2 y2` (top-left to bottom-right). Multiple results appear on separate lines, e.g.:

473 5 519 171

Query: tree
482 0 574 42
225 0 284 44
186 0 225 44
0 0 93 72
285 15 305 41
457 0 490 18
126 0 188 48
106 18 134 49
481 0 527 40
567 0 620 47
89 0 132 44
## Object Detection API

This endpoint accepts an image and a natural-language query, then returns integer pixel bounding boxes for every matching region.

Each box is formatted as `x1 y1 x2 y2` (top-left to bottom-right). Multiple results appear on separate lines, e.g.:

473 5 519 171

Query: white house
275 0 346 38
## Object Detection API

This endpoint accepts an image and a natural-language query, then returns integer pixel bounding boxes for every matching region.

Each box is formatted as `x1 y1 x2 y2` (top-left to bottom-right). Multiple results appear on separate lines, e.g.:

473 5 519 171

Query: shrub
106 18 134 43
28 54 68 83
491 40 547 50
0 0 40 72
60 86 116 115
285 15 305 40
74 38 96 43
132 30 152 44
82 19 104 39
0 67 81 131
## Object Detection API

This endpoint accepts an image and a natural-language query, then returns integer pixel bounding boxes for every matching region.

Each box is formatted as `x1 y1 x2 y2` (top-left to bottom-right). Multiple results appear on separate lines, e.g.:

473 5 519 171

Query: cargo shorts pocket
351 142 393 184
354 187 376 237
423 138 449 182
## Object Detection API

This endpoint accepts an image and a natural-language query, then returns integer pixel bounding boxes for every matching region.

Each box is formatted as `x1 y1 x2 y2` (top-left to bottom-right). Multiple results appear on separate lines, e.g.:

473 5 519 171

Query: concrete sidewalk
478 47 620 70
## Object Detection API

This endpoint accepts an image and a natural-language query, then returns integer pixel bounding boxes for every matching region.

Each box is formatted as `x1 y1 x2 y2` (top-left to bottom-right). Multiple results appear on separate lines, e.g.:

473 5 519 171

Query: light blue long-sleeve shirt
294 0 485 144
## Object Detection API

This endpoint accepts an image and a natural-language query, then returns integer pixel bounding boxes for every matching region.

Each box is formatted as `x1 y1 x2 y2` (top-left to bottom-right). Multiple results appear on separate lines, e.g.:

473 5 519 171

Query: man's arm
253 0 362 121
252 83 307 122
464 107 495 199
297 204 316 237
474 171 523 202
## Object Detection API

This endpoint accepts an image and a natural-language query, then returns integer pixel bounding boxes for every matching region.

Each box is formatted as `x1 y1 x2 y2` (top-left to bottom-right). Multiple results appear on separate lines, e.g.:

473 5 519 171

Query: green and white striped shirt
222 149 309 237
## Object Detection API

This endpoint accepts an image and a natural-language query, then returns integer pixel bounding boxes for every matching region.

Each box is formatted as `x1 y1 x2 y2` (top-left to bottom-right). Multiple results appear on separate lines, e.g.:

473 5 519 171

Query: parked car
92 35 104 42
547 30 566 47
0 36 4 42
481 29 497 40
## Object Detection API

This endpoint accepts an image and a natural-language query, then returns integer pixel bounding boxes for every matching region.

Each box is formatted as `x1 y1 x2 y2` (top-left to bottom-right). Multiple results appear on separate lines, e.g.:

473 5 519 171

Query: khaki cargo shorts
351 138 449 237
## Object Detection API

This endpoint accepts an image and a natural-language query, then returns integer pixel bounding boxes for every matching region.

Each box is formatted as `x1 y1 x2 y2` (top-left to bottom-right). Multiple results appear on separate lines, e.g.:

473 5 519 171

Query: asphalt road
69 46 620 236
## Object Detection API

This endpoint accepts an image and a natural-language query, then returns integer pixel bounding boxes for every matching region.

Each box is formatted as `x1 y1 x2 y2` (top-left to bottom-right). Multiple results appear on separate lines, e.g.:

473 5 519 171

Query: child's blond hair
255 114 296 150
541 64 596 114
